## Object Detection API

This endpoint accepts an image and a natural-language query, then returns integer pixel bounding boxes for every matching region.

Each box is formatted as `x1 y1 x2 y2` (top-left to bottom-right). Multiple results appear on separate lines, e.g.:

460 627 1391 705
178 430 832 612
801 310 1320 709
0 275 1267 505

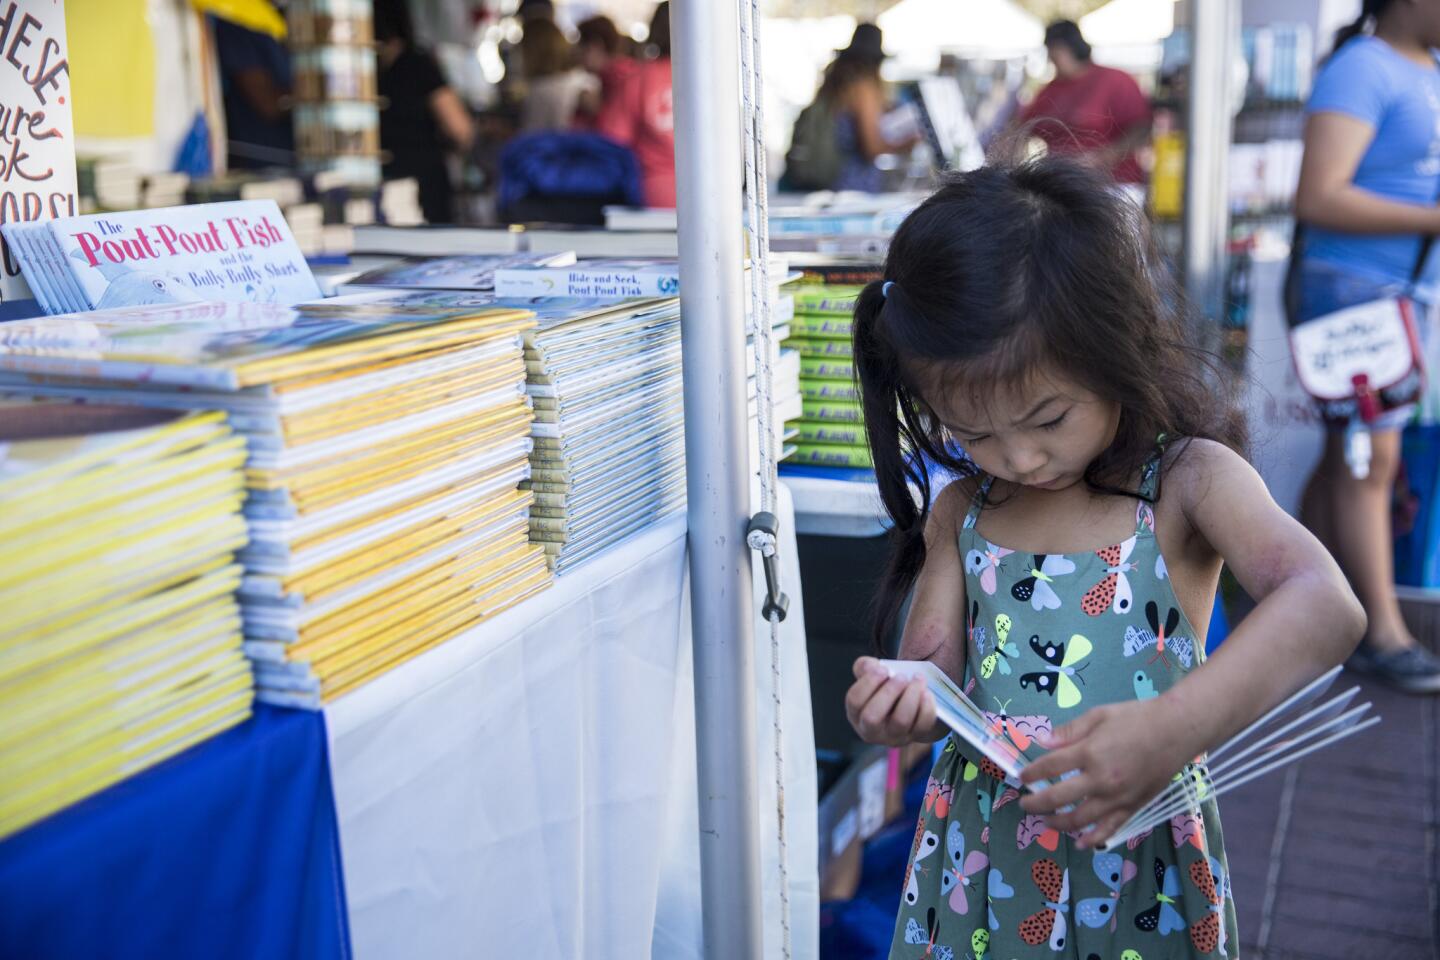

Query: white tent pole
1183 0 1238 324
671 2 766 957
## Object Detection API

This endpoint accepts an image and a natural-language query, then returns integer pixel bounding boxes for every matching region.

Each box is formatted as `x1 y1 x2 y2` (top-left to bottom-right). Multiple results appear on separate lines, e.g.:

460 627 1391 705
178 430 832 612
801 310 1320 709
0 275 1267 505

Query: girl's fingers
858 676 908 734
890 678 925 734
852 656 888 681
844 669 888 725
1076 810 1131 851
1019 773 1090 816
915 687 938 735
1043 797 1111 835
1020 744 1085 786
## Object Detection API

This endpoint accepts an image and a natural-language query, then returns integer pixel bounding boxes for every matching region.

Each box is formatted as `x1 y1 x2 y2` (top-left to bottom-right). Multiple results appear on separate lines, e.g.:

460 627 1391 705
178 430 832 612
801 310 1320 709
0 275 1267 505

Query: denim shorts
1293 259 1430 433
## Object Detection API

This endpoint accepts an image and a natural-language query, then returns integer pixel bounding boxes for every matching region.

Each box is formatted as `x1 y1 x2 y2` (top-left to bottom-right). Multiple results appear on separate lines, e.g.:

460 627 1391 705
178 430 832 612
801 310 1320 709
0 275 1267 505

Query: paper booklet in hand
877 660 1377 851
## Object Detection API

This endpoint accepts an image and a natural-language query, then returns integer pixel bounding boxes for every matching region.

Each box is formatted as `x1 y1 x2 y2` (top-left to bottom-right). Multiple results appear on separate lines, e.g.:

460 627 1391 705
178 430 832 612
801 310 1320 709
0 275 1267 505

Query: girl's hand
845 656 941 747
1017 698 1200 850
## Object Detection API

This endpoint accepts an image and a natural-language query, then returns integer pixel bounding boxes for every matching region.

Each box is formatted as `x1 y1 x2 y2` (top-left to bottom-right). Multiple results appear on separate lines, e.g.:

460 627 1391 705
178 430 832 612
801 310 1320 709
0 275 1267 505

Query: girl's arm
846 482 969 746
1021 441 1364 846
1295 111 1440 234
845 80 920 161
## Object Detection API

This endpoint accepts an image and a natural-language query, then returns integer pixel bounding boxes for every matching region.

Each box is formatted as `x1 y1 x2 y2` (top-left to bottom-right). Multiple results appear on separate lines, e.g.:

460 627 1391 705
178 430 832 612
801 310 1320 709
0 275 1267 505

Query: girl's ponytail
1331 0 1388 57
853 279 937 651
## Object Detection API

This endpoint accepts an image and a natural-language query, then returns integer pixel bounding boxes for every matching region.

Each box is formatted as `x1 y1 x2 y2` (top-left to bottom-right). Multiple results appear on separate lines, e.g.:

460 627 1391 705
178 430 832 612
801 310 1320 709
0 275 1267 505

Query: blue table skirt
0 705 351 960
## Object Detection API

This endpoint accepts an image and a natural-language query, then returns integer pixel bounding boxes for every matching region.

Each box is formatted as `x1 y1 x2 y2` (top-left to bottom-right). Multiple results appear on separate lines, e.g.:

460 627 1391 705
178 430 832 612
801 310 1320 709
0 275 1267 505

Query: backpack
783 96 842 192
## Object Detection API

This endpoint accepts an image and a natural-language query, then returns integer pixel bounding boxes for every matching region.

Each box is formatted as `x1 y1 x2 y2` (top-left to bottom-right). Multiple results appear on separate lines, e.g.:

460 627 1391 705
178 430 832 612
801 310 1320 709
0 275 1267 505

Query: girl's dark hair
1044 20 1092 62
1333 0 1391 53
853 157 1246 648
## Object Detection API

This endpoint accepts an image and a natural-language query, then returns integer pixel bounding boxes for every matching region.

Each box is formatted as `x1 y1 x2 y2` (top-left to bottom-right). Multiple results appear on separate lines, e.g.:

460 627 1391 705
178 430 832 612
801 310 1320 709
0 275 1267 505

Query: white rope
738 2 791 958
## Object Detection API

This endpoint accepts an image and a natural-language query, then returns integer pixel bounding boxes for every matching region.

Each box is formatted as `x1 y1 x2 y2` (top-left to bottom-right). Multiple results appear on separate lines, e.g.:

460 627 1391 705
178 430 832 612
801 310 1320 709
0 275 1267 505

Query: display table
327 483 819 960
0 706 351 960
783 473 888 538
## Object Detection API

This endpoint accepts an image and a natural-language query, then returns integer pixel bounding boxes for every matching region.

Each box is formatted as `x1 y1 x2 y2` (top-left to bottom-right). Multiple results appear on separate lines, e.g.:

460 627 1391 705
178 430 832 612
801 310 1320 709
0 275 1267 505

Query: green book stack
783 284 872 470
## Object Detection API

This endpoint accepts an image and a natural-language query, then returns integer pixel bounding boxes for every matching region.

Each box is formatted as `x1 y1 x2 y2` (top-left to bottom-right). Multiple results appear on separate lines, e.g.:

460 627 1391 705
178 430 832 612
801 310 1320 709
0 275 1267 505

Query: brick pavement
1221 632 1440 959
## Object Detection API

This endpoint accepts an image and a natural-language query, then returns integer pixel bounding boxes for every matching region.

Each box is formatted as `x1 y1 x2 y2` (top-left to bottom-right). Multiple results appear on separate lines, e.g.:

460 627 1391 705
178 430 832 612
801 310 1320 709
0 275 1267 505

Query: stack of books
141 173 192 209
187 174 308 209
0 297 548 707
521 296 686 572
0 402 252 838
325 287 686 572
784 284 870 469
77 154 142 213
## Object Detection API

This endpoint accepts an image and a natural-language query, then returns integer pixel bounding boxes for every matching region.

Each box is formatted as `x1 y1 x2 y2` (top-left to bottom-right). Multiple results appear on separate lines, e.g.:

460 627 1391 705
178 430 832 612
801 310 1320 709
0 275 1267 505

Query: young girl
844 160 1365 959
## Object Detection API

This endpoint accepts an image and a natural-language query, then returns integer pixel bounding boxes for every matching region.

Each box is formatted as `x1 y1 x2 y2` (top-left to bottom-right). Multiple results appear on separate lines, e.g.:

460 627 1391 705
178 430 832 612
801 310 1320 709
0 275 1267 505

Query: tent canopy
878 0 1044 60
1079 0 1176 47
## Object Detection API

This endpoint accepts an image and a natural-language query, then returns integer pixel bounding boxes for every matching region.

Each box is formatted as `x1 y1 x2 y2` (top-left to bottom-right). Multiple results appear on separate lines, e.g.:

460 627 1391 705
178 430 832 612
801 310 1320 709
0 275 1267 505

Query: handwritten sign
0 1 75 307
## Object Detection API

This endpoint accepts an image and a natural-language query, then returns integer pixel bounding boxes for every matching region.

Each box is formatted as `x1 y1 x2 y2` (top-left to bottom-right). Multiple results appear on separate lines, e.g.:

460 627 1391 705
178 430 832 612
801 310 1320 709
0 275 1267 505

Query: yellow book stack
0 298 550 708
0 402 252 839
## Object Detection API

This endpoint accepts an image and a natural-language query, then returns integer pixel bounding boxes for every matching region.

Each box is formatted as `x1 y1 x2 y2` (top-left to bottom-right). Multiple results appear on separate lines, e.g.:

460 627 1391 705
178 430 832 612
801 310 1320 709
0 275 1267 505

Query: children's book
492 257 792 299
0 299 532 390
877 660 1378 850
2 201 322 314
336 253 578 294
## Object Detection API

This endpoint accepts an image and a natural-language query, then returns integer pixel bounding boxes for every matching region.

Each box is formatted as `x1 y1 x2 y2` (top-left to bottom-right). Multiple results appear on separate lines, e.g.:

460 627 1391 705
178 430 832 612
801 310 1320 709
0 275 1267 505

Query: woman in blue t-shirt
1292 0 1440 692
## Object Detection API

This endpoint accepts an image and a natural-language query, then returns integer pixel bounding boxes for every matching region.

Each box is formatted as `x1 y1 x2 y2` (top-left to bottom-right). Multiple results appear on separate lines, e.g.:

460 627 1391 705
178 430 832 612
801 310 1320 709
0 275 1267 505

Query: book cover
495 258 682 299
799 356 856 381
787 256 884 287
800 380 861 403
7 200 323 313
793 286 862 316
492 257 790 300
338 253 578 293
801 399 864 423
793 421 867 446
0 299 533 389
787 442 874 469
791 314 854 340
785 336 854 359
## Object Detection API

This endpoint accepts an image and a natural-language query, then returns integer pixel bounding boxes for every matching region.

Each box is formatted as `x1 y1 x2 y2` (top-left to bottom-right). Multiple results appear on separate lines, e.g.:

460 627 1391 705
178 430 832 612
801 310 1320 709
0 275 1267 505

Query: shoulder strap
961 476 994 531
1134 440 1165 534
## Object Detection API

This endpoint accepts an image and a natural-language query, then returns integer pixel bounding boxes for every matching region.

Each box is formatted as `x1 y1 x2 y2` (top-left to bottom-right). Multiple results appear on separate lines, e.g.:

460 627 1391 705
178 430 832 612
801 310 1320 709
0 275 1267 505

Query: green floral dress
888 458 1239 960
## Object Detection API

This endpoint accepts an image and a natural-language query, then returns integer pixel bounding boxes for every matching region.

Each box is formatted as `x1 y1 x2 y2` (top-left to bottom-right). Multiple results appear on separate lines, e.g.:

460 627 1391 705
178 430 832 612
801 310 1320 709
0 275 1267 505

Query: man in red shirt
1018 20 1151 185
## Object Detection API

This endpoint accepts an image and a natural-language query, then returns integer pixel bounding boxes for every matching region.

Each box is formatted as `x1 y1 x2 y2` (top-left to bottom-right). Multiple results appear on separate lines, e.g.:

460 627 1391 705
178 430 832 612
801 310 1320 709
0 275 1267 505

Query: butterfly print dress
889 458 1238 960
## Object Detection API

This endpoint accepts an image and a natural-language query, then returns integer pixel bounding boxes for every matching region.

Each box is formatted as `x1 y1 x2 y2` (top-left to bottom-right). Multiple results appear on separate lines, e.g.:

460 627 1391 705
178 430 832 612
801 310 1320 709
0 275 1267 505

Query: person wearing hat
782 23 921 193
1017 20 1152 188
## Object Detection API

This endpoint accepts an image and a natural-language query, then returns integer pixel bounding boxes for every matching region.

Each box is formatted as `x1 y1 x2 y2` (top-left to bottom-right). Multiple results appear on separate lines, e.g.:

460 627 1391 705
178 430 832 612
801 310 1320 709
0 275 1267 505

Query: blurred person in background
518 19 599 132
574 15 633 126
375 0 475 223
212 12 294 169
781 23 919 193
1017 20 1151 193
1289 0 1440 692
595 2 675 208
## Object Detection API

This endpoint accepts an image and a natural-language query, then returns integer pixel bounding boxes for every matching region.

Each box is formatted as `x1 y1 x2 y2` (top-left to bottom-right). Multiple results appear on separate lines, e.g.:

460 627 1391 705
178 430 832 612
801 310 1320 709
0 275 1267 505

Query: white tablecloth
327 483 818 960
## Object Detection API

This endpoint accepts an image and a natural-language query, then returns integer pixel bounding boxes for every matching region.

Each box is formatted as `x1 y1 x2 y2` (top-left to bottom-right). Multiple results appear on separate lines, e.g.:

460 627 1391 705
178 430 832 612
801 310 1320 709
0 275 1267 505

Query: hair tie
882 281 894 299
